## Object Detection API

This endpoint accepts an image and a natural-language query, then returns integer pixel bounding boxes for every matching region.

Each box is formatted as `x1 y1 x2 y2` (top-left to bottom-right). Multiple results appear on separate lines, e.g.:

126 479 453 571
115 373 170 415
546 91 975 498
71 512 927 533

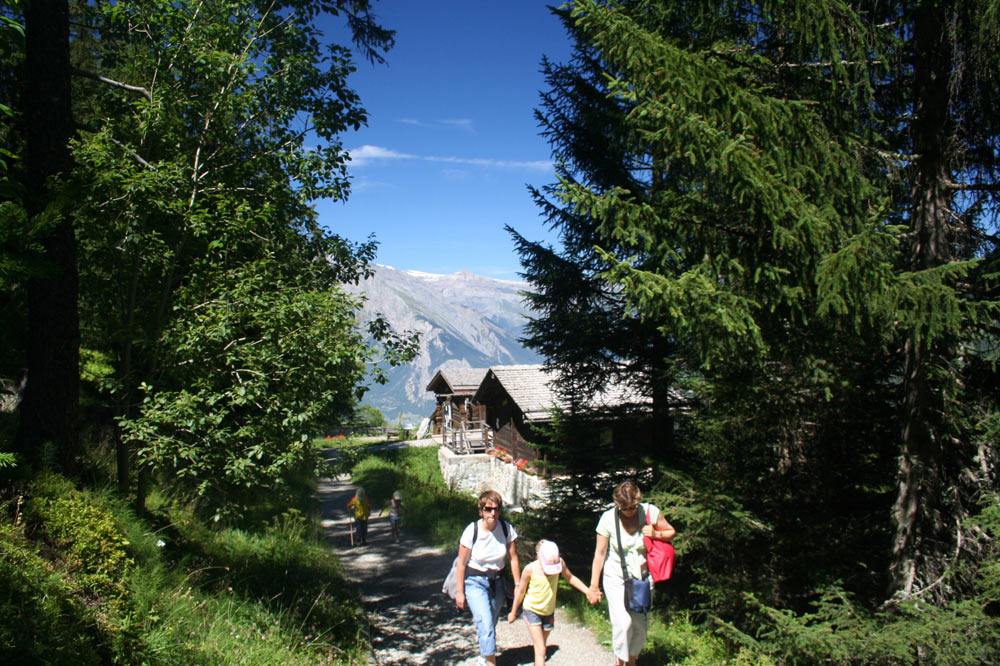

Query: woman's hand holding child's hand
641 524 654 538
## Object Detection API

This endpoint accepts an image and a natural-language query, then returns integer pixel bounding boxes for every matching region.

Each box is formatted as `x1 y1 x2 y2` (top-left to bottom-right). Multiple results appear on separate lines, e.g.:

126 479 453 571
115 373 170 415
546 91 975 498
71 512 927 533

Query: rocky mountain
343 265 543 421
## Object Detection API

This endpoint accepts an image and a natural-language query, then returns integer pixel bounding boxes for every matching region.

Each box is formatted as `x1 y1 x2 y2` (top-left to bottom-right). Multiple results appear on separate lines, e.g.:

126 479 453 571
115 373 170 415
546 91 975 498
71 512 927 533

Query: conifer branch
945 179 1000 193
776 59 883 69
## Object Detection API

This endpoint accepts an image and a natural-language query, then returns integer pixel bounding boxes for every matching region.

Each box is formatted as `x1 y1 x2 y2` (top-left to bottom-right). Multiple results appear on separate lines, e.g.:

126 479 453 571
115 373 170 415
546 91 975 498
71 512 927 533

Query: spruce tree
522 0 1000 624
510 5 679 471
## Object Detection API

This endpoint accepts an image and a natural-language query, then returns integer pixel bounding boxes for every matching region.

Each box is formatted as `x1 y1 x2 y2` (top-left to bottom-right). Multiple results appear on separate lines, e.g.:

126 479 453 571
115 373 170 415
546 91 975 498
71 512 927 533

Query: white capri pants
603 570 650 660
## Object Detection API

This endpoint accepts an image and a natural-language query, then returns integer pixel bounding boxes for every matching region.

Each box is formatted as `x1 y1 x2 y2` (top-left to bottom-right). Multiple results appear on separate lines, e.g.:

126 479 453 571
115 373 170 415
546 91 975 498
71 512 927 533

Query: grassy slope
1 465 367 665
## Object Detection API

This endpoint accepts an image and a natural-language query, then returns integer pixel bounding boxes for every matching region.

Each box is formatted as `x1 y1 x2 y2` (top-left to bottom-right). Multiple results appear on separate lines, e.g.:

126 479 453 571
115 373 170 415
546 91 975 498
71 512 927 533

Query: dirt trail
318 474 614 665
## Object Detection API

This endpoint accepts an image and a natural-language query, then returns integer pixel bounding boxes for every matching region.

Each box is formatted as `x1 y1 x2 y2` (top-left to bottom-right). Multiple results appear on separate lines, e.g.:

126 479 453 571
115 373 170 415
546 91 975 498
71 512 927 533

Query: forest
2 0 1000 664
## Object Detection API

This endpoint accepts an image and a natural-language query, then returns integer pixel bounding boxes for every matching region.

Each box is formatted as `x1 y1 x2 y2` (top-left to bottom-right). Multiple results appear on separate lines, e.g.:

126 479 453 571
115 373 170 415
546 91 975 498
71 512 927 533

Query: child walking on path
346 486 371 545
380 490 405 543
507 540 594 666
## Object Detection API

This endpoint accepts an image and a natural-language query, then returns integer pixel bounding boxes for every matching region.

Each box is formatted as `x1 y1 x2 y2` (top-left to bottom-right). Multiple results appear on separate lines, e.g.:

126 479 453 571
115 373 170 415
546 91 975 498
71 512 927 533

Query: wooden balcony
442 418 492 454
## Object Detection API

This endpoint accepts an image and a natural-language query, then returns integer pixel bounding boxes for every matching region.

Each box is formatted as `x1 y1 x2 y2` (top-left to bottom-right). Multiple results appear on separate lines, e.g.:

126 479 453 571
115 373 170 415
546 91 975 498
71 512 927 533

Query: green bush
0 523 107 665
740 585 1000 666
29 485 135 605
3 470 368 665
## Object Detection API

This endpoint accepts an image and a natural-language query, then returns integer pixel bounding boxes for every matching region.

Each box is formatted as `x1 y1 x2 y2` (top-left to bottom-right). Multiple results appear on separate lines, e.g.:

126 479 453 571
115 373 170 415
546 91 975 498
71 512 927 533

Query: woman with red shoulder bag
588 480 675 666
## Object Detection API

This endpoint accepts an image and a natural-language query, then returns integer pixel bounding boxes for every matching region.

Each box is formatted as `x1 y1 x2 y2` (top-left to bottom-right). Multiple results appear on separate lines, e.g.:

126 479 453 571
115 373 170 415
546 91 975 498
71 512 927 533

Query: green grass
0 471 368 665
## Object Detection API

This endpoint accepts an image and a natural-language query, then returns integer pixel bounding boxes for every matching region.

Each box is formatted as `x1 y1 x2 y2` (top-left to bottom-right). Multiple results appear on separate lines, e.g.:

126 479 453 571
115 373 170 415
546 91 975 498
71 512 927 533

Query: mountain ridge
342 265 542 420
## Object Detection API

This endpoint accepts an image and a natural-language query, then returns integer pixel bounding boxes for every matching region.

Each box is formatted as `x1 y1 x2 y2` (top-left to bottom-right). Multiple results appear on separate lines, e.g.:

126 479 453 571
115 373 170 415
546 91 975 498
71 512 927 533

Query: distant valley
342 265 542 421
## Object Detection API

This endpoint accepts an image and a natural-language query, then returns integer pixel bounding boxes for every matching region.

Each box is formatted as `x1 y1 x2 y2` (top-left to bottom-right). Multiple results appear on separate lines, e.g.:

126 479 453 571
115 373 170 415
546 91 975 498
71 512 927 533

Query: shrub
0 520 107 664
28 482 135 606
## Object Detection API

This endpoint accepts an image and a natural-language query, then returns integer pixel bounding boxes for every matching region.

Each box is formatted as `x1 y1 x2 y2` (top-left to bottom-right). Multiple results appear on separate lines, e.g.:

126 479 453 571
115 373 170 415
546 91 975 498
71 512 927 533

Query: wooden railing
442 418 491 454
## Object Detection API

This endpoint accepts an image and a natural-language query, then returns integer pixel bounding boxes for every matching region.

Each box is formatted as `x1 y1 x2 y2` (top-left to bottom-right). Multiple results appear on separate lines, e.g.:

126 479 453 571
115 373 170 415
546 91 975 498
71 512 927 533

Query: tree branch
71 66 152 102
945 178 1000 193
76 122 155 170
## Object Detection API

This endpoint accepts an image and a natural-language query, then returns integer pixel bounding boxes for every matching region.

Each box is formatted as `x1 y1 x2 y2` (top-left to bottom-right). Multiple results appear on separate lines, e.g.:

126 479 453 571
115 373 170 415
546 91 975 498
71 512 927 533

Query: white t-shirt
596 503 662 579
460 519 517 572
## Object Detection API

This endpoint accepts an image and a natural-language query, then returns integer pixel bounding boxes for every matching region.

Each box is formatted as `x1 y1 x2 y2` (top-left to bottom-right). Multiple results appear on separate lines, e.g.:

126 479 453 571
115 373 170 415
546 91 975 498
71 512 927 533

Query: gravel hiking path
318 468 614 665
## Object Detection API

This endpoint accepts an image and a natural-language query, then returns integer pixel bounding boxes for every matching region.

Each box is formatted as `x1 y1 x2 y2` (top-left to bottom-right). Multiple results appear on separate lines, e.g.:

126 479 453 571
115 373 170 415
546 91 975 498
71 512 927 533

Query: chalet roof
475 364 657 423
425 367 489 395
483 365 560 422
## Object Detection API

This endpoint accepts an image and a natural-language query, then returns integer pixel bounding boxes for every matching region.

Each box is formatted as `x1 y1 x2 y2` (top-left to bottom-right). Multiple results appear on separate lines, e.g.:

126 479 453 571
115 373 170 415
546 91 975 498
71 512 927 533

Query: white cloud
349 144 551 171
348 145 417 166
397 117 474 131
439 118 475 132
427 155 551 170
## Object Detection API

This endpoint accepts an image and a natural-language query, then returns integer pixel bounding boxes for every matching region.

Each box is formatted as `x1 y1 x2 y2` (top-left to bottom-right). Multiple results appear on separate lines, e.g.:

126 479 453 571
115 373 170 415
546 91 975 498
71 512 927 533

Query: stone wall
437 446 549 509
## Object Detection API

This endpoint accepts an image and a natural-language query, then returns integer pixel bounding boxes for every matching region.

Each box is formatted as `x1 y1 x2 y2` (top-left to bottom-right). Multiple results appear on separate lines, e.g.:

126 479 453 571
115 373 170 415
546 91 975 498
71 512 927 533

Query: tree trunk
14 0 80 473
889 0 954 600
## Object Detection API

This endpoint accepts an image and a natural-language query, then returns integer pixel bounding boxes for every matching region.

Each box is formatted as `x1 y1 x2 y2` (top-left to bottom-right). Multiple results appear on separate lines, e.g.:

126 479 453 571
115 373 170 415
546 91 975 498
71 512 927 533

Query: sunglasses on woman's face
481 506 500 513
618 503 638 513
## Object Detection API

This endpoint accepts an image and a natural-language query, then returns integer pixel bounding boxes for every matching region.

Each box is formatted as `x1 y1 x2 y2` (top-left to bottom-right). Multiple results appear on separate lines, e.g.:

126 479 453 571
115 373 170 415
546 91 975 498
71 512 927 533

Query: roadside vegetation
1 2 414 662
1 462 367 664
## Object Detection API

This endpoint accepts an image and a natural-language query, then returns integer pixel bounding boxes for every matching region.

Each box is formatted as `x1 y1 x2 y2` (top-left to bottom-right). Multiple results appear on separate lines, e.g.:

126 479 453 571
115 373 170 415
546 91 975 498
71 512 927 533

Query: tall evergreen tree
523 0 1000 620
887 0 1000 601
510 4 685 471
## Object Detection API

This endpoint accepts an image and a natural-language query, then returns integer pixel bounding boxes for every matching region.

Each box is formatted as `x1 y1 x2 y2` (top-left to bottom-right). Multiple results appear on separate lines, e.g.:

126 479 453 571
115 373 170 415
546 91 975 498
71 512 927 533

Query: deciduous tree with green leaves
0 0 417 515
67 0 415 515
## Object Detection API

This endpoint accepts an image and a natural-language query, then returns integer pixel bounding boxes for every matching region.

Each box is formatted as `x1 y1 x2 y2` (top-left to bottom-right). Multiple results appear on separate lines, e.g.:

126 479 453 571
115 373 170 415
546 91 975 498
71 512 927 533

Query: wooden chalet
473 364 660 463
426 367 489 452
472 365 560 464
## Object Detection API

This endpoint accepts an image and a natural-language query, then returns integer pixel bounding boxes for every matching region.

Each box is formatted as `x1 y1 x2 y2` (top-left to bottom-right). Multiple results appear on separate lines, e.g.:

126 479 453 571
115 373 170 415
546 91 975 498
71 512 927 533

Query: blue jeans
465 573 504 656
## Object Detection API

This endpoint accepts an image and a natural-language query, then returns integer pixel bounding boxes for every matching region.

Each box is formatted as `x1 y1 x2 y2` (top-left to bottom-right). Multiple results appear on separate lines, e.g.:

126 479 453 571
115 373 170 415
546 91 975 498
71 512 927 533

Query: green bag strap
614 504 647 581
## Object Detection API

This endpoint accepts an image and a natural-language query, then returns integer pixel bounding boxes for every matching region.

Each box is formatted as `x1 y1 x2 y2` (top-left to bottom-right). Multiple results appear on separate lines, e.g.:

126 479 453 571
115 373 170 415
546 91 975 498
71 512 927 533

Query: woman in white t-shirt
454 489 520 666
589 480 675 666
455 490 521 666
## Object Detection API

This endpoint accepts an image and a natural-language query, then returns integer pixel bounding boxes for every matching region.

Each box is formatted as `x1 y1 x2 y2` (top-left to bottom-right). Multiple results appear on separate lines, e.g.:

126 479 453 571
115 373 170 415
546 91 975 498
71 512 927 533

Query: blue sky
315 2 573 281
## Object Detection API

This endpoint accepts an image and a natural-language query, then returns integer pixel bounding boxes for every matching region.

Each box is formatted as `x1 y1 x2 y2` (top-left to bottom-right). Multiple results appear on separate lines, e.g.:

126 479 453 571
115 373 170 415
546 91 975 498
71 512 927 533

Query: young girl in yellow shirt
507 540 591 666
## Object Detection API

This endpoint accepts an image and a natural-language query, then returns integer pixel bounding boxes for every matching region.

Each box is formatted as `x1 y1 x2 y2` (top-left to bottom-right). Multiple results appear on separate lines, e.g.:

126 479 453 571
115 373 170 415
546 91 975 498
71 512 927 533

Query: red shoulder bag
643 505 675 582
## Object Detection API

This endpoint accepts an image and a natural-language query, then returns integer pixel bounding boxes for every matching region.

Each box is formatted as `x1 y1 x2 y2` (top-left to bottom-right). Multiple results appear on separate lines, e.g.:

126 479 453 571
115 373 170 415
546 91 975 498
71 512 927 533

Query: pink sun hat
538 540 563 575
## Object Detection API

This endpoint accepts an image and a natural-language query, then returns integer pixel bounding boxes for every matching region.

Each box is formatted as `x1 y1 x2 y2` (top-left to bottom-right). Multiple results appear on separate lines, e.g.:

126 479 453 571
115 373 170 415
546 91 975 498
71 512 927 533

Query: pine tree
524 0 1000 617
511 3 683 471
